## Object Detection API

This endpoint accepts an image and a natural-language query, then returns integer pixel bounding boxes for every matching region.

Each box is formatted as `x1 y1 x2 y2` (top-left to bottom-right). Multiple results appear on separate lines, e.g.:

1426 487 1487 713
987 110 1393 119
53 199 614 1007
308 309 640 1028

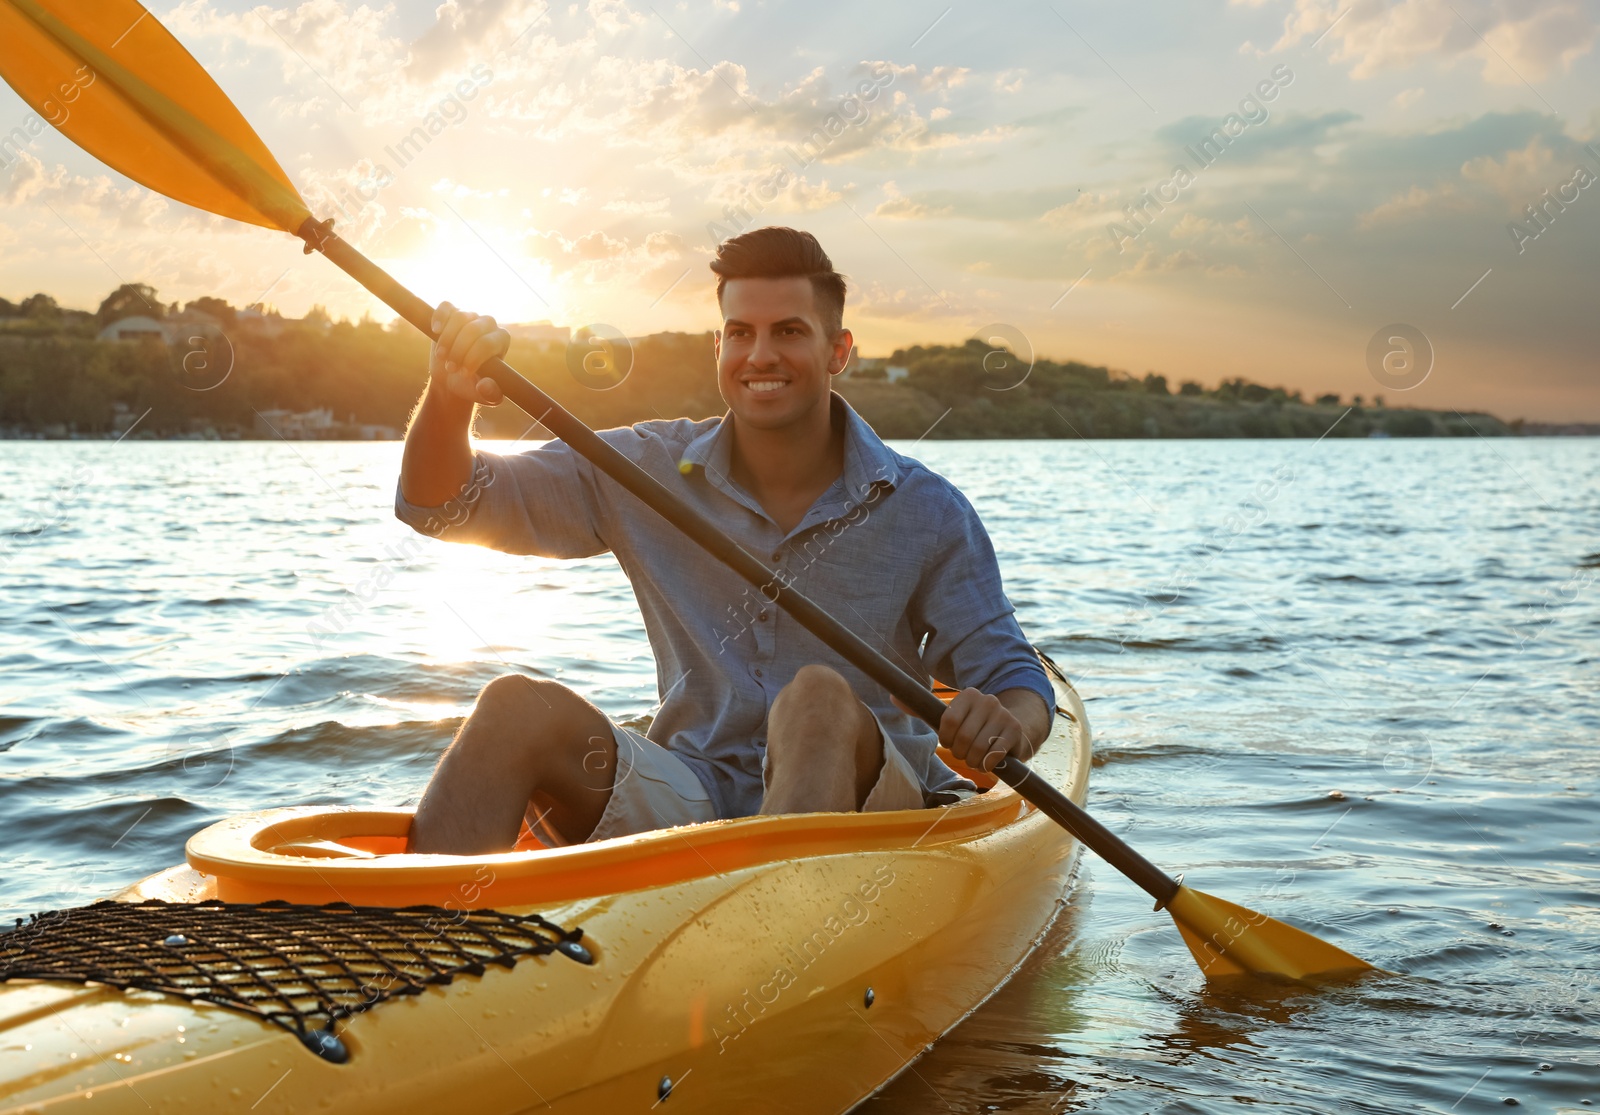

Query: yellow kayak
0 667 1090 1114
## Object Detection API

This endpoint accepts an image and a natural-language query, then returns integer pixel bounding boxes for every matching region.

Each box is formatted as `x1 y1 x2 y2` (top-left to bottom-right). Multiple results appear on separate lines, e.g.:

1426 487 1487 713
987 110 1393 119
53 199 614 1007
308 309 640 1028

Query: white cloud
514 222 684 281
1356 181 1463 226
405 0 553 82
601 194 672 215
916 65 971 93
166 0 561 123
1460 135 1562 201
873 180 952 220
0 152 171 229
1270 0 1597 83
165 0 404 116
851 278 957 320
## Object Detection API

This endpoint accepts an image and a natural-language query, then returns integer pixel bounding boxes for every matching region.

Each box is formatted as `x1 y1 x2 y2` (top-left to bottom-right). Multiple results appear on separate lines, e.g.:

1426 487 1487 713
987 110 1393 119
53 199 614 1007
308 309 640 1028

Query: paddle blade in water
1165 884 1374 980
0 0 309 232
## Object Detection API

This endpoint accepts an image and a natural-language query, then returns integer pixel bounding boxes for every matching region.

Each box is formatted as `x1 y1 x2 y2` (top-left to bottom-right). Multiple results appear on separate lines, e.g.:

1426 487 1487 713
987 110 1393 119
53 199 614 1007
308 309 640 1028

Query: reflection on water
3 438 1597 1113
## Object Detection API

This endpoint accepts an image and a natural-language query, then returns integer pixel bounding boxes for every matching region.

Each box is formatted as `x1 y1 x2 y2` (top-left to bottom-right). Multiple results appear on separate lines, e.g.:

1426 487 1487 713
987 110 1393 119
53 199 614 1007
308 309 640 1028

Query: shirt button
770 550 781 562
754 668 764 678
758 611 769 622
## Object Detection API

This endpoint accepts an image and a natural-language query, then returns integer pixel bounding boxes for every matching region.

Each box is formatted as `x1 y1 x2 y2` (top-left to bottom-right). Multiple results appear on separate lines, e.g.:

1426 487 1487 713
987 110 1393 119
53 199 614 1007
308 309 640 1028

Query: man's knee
775 664 854 713
771 665 878 766
477 674 582 722
464 676 615 795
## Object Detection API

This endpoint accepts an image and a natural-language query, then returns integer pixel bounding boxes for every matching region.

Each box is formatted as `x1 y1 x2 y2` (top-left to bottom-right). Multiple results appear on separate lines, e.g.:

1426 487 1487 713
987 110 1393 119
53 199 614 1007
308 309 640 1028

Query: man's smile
742 374 792 395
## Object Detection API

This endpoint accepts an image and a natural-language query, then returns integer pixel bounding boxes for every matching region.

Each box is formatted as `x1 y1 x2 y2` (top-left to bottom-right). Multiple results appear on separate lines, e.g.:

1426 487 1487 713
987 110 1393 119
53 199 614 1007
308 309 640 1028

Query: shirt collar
680 392 904 522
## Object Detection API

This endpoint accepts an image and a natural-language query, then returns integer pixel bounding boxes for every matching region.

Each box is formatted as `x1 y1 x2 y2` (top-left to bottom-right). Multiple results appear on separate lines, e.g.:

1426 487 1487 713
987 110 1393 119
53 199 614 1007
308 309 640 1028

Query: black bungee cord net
0 899 593 1063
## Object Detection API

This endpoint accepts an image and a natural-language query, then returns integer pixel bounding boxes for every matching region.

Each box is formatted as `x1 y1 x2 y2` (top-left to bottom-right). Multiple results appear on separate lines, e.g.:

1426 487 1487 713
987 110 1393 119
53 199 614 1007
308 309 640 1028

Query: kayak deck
1 673 1091 1114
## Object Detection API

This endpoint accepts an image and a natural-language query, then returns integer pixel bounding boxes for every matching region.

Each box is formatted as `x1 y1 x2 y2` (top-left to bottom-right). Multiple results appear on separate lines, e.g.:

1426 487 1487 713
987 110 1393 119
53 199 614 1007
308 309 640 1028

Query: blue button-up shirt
395 393 1052 819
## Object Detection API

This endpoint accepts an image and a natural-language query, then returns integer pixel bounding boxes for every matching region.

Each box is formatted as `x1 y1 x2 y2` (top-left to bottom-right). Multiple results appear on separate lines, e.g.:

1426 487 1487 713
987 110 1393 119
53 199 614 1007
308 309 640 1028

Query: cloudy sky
2 0 1596 419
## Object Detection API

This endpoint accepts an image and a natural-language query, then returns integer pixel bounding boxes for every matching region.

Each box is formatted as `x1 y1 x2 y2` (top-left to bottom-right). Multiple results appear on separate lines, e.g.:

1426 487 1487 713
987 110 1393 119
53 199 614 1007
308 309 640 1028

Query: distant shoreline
3 301 1592 438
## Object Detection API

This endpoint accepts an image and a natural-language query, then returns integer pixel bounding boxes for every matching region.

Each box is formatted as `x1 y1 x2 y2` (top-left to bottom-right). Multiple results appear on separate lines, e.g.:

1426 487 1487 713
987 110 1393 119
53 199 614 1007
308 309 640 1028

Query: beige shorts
522 715 935 847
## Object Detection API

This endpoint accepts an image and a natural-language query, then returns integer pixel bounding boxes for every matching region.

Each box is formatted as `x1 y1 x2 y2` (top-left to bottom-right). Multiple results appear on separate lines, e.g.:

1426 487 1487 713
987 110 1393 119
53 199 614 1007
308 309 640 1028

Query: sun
390 221 564 326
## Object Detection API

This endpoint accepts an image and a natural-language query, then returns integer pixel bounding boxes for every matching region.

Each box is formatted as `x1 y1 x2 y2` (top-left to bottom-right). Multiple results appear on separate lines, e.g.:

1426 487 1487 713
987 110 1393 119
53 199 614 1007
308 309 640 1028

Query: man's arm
904 486 1057 772
399 302 510 508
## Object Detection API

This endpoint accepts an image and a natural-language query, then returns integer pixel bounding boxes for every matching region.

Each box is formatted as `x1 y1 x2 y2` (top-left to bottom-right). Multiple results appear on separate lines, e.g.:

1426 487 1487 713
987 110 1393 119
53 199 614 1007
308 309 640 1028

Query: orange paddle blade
0 0 309 232
1166 884 1374 980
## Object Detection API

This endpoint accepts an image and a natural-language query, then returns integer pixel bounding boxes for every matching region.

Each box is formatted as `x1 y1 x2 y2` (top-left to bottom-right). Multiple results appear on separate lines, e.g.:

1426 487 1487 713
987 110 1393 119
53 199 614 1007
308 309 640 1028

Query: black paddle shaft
299 218 1183 908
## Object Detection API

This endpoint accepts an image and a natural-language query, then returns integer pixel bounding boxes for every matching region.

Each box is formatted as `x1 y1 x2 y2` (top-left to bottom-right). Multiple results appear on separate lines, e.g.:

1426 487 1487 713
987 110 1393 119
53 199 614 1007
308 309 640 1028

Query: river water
2 437 1596 1113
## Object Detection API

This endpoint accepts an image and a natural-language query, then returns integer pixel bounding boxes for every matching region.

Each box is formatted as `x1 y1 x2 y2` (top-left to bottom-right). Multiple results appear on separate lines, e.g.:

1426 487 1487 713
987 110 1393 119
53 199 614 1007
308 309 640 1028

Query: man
397 226 1051 854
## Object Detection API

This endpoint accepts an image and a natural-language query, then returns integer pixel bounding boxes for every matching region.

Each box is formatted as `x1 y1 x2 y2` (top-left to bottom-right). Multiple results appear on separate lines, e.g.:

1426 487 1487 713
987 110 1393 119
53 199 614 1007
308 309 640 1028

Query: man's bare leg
760 665 883 814
410 675 618 853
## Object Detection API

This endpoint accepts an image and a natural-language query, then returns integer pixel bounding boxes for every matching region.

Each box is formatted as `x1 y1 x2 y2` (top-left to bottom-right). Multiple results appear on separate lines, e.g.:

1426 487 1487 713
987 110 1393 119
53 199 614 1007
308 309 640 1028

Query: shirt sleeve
393 441 609 558
909 487 1055 730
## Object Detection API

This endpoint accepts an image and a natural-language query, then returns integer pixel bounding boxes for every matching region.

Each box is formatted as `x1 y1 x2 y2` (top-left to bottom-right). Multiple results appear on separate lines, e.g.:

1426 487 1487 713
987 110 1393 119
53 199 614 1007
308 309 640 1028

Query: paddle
0 0 1372 981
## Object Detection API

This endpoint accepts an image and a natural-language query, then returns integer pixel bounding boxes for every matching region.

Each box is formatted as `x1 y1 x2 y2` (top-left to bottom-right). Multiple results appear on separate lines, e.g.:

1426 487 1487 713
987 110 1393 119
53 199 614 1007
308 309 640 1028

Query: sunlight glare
394 222 563 325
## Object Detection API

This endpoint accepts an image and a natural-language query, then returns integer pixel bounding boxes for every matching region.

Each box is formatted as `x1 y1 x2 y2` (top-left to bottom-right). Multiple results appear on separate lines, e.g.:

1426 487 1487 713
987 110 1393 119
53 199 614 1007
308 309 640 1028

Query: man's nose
747 330 781 368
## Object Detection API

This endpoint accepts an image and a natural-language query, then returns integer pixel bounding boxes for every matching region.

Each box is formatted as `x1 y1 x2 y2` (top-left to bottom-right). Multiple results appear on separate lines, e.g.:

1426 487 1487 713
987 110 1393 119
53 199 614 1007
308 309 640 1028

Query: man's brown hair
709 226 848 338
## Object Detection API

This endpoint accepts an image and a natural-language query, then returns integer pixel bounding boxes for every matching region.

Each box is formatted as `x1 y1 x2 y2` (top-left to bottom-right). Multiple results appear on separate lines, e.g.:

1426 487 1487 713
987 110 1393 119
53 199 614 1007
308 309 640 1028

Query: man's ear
828 329 854 376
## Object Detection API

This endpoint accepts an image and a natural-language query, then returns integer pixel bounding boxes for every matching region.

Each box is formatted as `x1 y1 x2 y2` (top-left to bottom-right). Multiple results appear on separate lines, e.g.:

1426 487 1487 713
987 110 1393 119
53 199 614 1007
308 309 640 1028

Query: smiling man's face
714 276 852 432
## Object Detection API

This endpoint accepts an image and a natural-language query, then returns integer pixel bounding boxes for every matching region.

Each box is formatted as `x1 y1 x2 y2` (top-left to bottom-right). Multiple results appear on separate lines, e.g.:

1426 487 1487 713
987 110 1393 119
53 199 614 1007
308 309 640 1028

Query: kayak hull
0 674 1090 1114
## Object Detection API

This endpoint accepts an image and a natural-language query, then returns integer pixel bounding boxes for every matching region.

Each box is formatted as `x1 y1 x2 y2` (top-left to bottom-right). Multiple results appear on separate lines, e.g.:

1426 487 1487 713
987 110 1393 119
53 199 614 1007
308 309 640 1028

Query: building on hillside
98 309 228 346
254 407 337 439
506 321 570 353
165 308 222 335
842 355 883 380
97 316 168 343
237 305 285 338
840 355 910 384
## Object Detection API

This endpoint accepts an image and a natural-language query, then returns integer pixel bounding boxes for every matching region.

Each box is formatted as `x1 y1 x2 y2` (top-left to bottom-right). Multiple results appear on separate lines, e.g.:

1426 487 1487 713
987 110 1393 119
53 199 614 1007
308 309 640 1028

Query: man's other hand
431 301 510 407
896 687 1050 773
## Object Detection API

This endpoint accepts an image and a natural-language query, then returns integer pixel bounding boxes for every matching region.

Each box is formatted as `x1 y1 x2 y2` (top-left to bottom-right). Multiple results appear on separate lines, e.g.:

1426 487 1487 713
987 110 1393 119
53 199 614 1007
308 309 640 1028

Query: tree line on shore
0 285 1513 439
